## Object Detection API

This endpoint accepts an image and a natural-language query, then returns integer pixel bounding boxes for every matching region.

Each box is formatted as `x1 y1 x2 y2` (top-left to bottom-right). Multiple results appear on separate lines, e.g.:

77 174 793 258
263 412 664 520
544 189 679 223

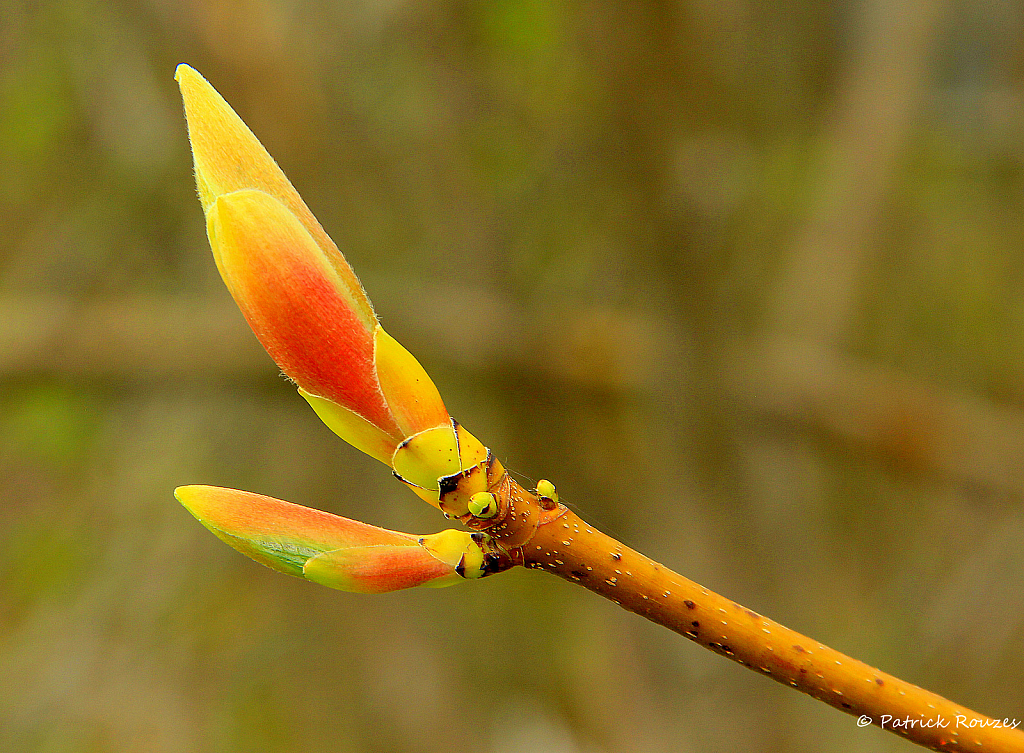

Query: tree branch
471 477 1024 753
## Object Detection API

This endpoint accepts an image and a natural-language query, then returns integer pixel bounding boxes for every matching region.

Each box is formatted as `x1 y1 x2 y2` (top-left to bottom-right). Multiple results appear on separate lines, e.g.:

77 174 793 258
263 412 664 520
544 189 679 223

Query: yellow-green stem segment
464 478 1024 753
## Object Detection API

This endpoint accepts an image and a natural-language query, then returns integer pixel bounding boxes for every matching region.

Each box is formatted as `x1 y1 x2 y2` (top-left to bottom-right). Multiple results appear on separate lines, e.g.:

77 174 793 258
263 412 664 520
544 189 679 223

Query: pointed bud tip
174 64 209 96
175 484 249 533
174 484 206 516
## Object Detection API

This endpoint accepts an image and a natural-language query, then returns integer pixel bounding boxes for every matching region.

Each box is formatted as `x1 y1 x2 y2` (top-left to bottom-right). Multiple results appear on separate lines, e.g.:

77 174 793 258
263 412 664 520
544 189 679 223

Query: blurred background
2 1 1024 751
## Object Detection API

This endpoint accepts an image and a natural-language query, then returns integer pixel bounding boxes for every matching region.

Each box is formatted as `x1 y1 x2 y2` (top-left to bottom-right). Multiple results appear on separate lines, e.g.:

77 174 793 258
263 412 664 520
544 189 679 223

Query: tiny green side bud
536 479 558 503
468 491 498 519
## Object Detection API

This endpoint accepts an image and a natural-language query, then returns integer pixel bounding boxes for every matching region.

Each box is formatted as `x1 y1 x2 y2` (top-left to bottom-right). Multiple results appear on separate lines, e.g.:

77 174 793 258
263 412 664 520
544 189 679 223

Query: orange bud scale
209 190 399 433
304 546 455 593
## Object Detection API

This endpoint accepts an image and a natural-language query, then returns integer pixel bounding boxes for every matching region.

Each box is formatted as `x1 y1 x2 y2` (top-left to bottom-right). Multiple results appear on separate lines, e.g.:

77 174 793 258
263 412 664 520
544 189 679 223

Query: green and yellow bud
536 479 558 503
177 64 462 470
176 485 505 593
468 492 498 519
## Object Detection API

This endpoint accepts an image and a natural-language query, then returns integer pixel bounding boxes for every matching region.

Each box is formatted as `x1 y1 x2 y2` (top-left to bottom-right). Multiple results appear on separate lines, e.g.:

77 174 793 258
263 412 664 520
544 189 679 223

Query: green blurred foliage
1 1 1023 752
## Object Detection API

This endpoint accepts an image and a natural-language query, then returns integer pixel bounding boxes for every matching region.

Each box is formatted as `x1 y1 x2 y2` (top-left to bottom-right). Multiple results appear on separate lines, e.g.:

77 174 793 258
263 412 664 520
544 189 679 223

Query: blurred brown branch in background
7 286 1024 500
769 0 946 344
729 338 1024 497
